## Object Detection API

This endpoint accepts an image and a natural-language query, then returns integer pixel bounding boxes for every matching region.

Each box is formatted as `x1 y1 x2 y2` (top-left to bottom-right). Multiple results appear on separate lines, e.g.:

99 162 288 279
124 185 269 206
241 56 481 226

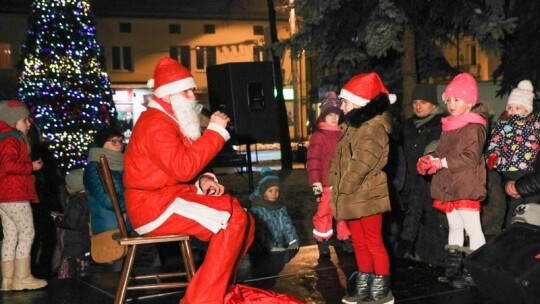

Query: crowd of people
1 55 538 304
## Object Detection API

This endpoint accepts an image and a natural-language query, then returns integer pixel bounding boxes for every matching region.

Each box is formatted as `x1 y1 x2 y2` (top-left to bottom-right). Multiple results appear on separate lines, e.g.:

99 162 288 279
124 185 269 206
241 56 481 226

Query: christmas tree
18 0 116 173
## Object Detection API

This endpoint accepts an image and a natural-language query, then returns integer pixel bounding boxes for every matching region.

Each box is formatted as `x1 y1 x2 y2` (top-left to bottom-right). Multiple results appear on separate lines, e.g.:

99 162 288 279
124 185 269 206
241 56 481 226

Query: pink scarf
318 121 341 131
441 113 487 131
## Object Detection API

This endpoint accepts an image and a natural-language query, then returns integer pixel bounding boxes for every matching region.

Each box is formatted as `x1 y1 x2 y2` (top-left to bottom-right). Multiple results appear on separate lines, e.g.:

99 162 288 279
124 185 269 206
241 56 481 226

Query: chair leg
180 240 196 281
115 245 137 304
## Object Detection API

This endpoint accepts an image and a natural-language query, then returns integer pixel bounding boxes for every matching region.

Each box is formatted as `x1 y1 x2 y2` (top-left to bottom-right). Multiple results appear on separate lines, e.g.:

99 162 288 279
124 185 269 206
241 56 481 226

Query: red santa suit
124 57 254 303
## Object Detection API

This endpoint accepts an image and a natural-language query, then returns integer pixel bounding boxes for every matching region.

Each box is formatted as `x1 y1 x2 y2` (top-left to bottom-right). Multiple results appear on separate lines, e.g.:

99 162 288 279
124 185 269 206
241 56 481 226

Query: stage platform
0 243 486 304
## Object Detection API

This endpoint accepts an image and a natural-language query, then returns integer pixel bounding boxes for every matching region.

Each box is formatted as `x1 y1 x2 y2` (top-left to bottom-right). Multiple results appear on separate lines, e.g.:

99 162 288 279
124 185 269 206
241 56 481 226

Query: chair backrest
96 154 130 239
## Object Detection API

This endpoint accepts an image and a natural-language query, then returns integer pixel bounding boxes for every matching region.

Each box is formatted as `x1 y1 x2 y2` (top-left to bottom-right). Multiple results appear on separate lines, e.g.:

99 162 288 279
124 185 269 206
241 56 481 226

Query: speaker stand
245 143 254 192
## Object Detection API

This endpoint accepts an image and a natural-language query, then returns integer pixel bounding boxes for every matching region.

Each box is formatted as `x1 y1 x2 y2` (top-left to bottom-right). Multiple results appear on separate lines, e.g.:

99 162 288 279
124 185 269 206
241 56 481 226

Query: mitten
426 157 443 174
312 182 323 197
486 153 498 170
416 155 432 175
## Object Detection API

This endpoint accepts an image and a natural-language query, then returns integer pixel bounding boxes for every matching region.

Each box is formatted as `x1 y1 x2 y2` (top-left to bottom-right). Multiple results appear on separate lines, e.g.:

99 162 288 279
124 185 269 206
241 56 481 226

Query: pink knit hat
442 73 478 105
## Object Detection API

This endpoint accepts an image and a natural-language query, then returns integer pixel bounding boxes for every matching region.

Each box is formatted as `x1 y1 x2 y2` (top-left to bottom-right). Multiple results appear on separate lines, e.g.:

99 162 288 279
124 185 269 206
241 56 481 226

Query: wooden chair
96 154 196 304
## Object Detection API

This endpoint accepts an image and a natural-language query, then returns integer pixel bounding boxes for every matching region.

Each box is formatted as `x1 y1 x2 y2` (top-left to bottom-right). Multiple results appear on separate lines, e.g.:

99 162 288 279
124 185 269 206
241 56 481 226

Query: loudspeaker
463 222 540 304
207 62 279 144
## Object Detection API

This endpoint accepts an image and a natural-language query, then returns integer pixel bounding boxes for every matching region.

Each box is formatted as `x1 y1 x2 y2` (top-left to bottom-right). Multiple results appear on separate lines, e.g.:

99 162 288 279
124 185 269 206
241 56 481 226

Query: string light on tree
18 0 116 174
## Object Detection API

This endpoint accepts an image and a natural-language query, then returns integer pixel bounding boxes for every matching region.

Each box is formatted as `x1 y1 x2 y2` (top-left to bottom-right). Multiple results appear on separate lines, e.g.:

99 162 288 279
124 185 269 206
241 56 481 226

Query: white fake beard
170 95 201 141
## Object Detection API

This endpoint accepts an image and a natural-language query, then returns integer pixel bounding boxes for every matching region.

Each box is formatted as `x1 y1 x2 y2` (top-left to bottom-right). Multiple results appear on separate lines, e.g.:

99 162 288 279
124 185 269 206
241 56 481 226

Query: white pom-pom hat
507 80 535 114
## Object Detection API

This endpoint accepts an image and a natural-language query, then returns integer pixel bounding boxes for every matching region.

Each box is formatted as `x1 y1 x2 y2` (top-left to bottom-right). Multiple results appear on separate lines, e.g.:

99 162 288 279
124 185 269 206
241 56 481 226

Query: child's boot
450 247 475 289
342 272 374 303
438 245 462 283
317 240 330 258
362 275 394 303
12 258 47 290
342 238 354 253
1 260 14 291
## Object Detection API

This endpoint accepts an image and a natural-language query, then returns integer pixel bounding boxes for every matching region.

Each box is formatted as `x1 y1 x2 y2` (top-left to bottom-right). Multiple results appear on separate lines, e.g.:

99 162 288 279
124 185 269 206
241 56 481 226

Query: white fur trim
135 197 230 235
207 122 231 141
313 228 334 238
388 94 397 104
339 89 396 105
154 77 197 98
339 89 369 106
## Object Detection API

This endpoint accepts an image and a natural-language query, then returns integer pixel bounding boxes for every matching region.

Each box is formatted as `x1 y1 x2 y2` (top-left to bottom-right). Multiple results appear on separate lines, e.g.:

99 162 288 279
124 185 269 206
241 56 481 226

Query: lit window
112 46 133 71
0 44 11 69
195 46 216 71
253 46 268 62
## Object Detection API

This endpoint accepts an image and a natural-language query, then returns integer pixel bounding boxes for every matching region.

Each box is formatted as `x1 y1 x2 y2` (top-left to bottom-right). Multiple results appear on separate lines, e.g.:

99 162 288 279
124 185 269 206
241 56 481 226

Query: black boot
395 239 413 259
450 267 475 288
438 245 462 283
450 247 475 288
362 275 394 303
342 238 355 253
341 272 374 304
317 240 330 258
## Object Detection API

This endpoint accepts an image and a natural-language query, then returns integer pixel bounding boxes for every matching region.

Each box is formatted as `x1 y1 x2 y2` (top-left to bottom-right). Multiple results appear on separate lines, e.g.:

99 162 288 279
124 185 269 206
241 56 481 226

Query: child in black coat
53 169 90 278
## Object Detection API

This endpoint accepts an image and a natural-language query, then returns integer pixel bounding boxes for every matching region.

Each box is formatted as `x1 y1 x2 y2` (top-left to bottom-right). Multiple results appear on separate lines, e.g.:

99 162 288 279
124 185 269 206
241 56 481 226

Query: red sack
224 284 305 304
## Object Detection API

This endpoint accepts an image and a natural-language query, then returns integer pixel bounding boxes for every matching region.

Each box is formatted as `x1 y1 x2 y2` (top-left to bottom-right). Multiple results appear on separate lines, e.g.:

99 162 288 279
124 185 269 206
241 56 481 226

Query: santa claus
124 57 254 303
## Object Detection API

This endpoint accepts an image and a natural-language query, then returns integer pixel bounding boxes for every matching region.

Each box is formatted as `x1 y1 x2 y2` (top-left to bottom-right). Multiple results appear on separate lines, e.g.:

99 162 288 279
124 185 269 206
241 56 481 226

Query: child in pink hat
417 73 487 289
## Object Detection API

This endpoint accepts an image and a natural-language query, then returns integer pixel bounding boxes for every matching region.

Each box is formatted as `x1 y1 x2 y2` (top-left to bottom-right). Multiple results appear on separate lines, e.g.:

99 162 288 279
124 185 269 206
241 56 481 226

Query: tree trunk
400 24 417 119
267 0 293 169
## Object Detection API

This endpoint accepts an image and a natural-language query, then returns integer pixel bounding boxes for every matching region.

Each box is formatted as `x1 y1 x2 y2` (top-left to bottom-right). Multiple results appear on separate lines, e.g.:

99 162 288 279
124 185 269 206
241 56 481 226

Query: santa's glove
312 182 323 197
486 153 498 170
426 156 444 175
416 155 432 175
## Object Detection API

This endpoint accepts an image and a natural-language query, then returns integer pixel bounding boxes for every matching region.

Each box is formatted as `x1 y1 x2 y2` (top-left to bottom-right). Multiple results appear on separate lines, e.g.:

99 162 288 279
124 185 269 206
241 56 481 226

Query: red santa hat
442 73 478 105
338 72 396 107
147 57 196 98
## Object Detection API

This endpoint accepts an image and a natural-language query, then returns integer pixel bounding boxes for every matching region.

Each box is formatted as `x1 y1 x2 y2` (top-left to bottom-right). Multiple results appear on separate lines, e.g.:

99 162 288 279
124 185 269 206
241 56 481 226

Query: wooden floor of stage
0 243 486 304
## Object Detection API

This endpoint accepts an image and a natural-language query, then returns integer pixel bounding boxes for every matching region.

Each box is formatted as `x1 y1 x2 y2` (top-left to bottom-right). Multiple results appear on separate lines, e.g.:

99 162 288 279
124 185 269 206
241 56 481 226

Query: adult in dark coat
396 83 448 266
505 159 540 225
506 150 540 197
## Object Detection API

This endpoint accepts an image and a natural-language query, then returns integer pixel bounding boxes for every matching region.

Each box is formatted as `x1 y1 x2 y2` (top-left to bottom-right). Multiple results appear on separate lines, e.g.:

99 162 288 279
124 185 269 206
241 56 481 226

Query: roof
0 0 288 21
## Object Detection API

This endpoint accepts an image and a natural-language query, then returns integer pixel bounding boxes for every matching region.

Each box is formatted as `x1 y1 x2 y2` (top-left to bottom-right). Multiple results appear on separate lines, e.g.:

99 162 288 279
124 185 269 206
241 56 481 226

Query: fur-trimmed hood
343 93 392 133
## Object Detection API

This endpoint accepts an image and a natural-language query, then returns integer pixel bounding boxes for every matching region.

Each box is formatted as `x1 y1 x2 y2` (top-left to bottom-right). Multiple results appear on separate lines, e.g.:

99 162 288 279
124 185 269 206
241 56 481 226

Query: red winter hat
147 57 196 98
338 72 396 107
442 73 478 105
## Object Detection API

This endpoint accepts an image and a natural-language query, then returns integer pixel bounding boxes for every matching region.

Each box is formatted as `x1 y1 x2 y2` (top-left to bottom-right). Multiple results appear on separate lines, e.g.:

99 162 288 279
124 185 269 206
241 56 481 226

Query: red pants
348 214 390 275
312 187 351 241
147 195 254 304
